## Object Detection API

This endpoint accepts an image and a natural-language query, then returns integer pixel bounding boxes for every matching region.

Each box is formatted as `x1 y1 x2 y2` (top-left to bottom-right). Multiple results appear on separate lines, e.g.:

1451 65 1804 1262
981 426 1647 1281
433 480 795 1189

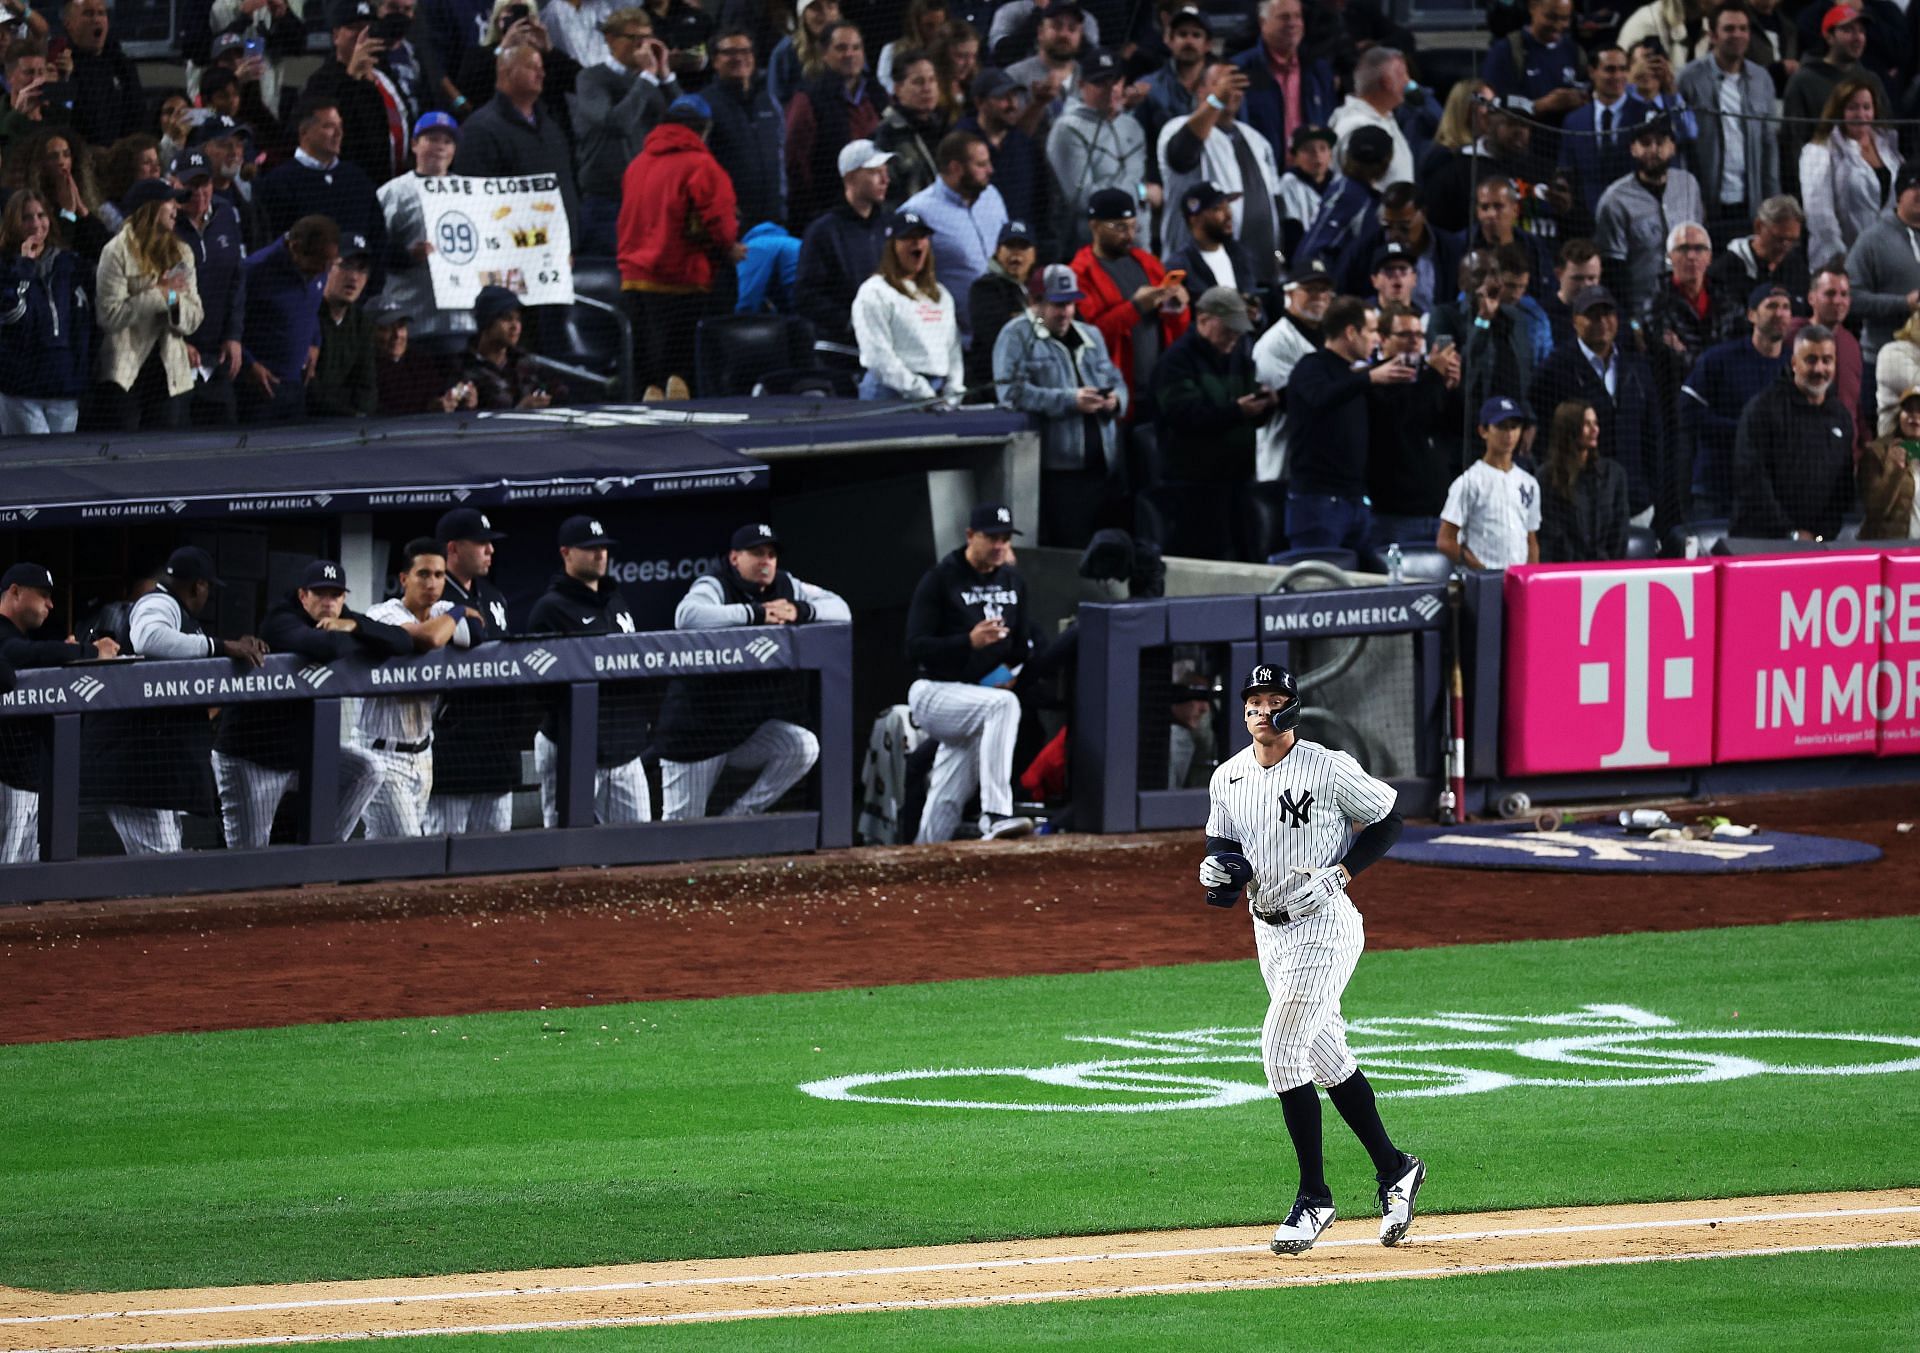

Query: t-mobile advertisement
1503 549 1920 776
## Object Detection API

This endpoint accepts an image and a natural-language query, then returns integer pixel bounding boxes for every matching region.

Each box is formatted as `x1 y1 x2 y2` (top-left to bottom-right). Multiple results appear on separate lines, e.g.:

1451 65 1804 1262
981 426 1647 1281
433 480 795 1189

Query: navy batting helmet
1241 663 1301 733
1204 852 1255 907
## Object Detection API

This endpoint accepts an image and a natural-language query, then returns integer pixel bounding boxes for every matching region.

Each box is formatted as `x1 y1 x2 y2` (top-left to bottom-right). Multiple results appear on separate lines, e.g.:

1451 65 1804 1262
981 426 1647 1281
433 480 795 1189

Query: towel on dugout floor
857 704 926 845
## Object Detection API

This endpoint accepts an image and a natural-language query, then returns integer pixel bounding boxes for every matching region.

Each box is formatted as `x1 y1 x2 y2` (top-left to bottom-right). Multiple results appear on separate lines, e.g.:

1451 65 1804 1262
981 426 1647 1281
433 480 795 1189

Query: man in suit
1559 45 1647 217
1528 285 1666 527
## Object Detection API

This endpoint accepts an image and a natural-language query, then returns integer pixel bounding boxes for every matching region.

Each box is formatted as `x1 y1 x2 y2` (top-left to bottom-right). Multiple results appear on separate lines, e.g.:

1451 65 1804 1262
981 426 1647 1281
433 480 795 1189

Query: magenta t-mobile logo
1576 569 1699 767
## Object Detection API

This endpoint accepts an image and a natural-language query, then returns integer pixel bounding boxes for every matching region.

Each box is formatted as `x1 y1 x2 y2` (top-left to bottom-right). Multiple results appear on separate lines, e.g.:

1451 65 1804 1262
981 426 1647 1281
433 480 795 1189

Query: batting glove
1281 866 1347 919
1198 856 1235 889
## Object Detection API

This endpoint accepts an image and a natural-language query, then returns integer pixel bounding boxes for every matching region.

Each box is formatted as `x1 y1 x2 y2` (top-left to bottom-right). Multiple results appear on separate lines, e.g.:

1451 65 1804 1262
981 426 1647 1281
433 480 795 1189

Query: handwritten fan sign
421 174 573 309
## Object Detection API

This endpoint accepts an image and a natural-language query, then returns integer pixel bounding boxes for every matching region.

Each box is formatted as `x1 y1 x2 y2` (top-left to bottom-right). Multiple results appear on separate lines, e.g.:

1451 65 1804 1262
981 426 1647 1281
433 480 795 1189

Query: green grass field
254 1246 1920 1352
4 916 1918 1301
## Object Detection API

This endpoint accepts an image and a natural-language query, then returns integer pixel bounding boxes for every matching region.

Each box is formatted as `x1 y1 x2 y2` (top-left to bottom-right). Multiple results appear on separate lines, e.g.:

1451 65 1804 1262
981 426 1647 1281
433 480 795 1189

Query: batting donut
1199 851 1255 907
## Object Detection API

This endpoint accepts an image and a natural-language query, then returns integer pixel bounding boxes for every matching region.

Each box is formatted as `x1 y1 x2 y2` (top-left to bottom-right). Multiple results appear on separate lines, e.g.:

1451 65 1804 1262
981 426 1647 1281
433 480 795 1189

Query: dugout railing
1071 586 1449 834
0 624 851 906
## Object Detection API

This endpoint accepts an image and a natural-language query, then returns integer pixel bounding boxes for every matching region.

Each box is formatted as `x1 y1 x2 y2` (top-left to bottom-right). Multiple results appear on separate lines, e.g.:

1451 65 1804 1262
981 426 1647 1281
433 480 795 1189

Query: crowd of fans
1 0 1919 558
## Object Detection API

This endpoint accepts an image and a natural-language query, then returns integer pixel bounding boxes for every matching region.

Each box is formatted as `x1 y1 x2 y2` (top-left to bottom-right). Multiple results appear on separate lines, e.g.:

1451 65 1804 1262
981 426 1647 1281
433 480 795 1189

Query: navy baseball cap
885 210 935 238
329 0 376 27
1345 125 1395 164
1285 256 1334 289
1478 395 1531 426
1291 124 1336 152
338 231 373 263
1371 240 1414 271
730 523 780 550
437 508 506 543
188 114 254 148
368 298 411 326
1087 186 1136 221
1181 181 1239 218
473 284 524 328
170 148 213 182
1748 281 1792 310
971 67 1019 102
299 559 349 592
165 545 225 589
210 31 246 58
124 178 190 213
1082 49 1122 84
968 503 1023 536
0 562 55 592
1168 5 1212 33
1571 285 1618 316
1034 263 1084 303
998 218 1036 247
559 515 619 548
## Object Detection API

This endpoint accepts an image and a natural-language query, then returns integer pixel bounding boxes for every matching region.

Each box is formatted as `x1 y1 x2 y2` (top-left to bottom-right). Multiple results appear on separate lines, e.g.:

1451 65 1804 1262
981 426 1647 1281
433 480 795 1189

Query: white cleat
1379 1154 1426 1246
1270 1196 1336 1255
978 813 1035 840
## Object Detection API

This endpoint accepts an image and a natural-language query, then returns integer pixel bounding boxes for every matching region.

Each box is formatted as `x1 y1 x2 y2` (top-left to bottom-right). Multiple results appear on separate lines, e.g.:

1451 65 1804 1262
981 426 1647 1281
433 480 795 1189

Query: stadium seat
1624 525 1659 559
1268 546 1357 571
547 260 634 399
694 314 824 397
1234 481 1290 562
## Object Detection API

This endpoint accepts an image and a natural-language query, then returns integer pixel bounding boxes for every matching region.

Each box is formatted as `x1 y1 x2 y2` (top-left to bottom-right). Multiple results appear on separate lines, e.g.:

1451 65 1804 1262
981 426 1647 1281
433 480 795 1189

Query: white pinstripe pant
1254 896 1364 1094
211 748 384 849
660 719 819 820
106 808 184 855
0 782 39 862
362 748 434 839
908 679 1019 845
533 733 652 827
424 793 514 835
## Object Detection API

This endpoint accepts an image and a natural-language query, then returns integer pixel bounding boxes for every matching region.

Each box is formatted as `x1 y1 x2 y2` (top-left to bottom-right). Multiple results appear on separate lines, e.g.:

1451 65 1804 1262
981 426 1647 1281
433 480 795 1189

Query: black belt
370 736 432 754
1257 907 1292 927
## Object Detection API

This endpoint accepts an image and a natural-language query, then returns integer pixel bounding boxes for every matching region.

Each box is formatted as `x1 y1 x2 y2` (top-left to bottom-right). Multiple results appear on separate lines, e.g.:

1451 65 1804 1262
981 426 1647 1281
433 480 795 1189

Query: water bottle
1385 543 1404 585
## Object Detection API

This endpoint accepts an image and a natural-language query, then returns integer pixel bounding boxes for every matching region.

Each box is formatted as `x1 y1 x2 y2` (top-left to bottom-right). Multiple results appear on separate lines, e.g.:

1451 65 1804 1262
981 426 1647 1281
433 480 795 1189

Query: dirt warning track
2 1189 1915 1350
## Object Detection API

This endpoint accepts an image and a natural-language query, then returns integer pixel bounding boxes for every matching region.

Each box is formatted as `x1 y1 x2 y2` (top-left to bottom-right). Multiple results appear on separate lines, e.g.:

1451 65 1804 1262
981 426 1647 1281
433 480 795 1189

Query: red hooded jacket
616 122 740 292
1070 244 1191 408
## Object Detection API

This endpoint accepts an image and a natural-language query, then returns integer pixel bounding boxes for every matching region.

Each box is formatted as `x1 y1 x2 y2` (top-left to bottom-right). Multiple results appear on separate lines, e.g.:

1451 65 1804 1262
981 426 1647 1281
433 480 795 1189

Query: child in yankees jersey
1197 663 1424 1256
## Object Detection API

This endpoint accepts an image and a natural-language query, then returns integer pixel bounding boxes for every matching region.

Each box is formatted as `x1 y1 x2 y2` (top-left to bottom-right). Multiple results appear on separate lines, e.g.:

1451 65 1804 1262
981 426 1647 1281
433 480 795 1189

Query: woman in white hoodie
852 209 965 401
1801 79 1903 269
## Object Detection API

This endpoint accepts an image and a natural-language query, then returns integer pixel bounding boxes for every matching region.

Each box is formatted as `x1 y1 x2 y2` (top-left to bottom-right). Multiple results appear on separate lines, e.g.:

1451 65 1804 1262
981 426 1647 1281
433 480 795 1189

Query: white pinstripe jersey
1205 738 1398 891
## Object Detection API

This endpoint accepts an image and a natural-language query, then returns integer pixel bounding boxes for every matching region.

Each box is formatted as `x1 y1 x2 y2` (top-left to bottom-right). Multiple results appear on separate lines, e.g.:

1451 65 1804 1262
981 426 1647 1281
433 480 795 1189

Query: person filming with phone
991 263 1127 547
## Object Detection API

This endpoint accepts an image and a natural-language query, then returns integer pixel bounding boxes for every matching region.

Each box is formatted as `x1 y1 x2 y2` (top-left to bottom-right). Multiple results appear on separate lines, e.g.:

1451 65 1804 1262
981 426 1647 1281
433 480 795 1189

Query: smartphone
38 80 75 110
242 35 266 58
500 3 532 27
370 12 410 44
1163 269 1186 286
47 35 68 60
1431 334 1456 354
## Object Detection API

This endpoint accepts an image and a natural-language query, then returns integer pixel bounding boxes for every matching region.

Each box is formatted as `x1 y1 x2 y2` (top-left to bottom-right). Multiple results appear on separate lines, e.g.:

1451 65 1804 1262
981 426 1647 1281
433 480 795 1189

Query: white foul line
3 1203 1916 1328
5 1238 1919 1353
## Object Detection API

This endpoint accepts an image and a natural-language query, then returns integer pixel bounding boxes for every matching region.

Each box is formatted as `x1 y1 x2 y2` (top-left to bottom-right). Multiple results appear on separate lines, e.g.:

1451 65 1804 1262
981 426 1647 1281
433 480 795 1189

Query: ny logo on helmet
1252 665 1274 685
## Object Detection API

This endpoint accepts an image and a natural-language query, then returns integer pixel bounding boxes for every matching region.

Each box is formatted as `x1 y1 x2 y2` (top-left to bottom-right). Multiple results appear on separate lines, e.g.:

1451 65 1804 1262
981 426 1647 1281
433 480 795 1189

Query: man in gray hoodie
1844 164 1920 374
1047 50 1145 248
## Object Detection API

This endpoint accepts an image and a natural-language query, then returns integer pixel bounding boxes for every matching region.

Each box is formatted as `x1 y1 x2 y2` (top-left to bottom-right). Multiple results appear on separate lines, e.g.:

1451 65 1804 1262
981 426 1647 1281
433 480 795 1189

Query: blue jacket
736 222 801 314
0 246 93 400
793 201 886 347
175 198 247 350
240 239 324 385
1293 177 1380 276
1229 44 1336 164
1681 335 1791 504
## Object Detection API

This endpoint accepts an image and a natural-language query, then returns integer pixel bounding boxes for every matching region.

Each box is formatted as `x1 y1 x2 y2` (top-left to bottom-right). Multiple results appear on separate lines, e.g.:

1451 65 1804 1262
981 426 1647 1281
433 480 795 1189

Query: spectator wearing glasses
1644 222 1723 369
573 10 676 257
705 26 785 230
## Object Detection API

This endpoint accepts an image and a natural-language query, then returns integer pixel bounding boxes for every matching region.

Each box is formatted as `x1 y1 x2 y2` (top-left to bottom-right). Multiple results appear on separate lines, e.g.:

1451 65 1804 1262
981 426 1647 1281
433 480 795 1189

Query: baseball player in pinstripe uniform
1199 663 1424 1255
359 539 474 837
903 503 1036 843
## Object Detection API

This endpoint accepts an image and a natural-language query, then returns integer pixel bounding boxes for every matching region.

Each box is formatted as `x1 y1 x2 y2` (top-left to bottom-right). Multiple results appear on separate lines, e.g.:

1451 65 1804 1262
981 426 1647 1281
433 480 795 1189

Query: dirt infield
0 1189 1914 1349
1 788 1916 1045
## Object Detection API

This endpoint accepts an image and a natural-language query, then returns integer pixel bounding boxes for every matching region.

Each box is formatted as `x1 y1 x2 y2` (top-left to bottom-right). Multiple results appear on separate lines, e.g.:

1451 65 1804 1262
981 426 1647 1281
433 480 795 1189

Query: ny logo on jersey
1519 484 1536 510
489 600 508 630
1278 789 1314 828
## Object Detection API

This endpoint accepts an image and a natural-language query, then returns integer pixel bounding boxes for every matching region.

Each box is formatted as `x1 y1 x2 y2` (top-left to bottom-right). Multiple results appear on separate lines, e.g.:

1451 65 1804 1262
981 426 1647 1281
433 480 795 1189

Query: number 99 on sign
436 213 479 265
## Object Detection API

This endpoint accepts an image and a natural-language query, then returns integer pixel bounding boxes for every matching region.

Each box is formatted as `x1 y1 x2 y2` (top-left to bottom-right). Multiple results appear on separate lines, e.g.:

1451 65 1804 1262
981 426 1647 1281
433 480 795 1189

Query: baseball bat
1440 576 1466 826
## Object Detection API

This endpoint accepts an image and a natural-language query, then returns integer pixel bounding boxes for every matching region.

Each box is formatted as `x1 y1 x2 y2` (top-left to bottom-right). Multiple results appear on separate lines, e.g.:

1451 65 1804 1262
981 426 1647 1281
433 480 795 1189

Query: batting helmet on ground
1240 664 1301 734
